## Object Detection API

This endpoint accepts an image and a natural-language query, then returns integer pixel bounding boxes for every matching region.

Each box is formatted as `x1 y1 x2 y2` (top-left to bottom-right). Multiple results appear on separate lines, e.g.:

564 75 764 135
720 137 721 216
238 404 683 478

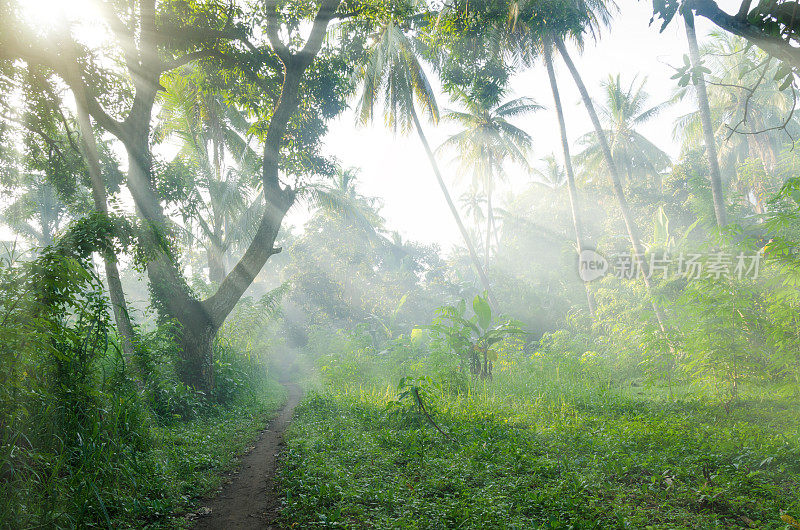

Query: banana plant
428 293 526 380
367 293 409 349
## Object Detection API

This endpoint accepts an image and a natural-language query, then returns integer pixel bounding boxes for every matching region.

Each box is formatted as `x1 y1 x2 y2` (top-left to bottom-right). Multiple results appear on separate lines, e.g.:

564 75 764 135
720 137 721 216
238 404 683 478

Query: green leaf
473 295 492 331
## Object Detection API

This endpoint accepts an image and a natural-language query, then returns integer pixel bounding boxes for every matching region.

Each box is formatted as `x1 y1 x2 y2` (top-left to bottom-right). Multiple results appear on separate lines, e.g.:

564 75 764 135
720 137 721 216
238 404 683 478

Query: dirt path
194 382 302 530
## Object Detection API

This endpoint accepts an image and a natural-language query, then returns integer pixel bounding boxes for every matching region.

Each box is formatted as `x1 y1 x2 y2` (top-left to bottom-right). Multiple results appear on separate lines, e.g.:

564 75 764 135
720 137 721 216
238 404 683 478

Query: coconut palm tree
554 36 668 332
460 189 487 248
497 0 612 319
674 31 800 215
307 167 387 239
438 92 540 266
1 175 68 247
158 68 263 283
533 155 567 189
511 0 666 331
353 10 498 306
684 13 727 226
575 74 671 191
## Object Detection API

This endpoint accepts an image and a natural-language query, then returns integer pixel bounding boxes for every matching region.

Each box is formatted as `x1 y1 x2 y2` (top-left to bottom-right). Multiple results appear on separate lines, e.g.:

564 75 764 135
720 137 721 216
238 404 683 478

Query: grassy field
275 375 800 529
118 378 286 529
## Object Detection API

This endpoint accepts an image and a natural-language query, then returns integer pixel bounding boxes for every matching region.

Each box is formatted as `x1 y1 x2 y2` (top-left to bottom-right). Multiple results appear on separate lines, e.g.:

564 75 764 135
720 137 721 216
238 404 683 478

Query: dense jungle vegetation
1 0 800 528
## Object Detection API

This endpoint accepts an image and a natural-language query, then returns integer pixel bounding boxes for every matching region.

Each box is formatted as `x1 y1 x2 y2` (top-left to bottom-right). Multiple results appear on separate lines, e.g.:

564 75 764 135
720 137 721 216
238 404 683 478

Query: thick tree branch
79 82 129 142
736 0 752 19
687 0 800 70
202 0 343 326
265 0 291 65
298 0 343 67
201 189 293 328
1 33 129 142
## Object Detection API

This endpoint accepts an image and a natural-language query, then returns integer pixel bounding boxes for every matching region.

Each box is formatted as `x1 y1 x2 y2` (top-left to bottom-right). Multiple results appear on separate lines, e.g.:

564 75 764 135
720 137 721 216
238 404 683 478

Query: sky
313 0 742 252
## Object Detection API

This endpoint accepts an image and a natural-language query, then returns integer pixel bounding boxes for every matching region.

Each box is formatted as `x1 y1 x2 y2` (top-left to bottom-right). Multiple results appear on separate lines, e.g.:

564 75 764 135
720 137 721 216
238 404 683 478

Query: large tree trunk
543 39 596 319
129 146 218 392
684 13 727 227
64 0 339 394
70 64 138 371
409 105 499 308
555 37 667 332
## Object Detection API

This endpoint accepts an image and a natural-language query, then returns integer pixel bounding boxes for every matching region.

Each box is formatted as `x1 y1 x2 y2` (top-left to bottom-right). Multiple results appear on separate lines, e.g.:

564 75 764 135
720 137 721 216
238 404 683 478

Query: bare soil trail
193 382 302 530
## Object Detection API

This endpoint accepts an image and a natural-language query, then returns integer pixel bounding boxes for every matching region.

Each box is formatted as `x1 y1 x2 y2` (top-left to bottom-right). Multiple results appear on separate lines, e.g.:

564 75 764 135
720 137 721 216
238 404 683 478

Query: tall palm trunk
491 206 501 251
684 12 727 227
409 105 498 307
555 37 667 332
485 185 493 269
207 240 226 283
543 39 596 319
72 79 138 368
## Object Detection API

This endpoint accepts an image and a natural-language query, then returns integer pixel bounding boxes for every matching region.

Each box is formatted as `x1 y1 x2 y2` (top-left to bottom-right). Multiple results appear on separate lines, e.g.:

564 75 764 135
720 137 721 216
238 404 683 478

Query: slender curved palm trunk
409 106 498 307
543 40 596 319
485 187 493 269
72 82 138 368
555 37 667 332
491 214 501 251
684 12 727 227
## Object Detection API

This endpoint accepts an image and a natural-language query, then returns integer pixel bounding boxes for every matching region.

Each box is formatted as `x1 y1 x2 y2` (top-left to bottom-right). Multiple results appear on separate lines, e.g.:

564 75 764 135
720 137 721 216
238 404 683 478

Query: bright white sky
316 0 742 252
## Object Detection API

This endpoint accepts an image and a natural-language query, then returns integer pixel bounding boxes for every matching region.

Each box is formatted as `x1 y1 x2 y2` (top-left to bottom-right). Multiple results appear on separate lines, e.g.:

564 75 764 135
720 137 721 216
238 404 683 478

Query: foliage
0 241 285 527
277 367 800 529
428 294 526 379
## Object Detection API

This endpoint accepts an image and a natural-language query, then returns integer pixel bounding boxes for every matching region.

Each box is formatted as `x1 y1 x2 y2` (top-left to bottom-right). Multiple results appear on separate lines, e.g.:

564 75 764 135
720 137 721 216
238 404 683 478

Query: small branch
0 110 70 163
160 48 219 72
724 56 771 139
724 84 797 141
414 387 455 442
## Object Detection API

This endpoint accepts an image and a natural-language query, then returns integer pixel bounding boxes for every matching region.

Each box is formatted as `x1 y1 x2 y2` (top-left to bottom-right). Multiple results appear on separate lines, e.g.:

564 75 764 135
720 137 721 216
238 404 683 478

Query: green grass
117 378 286 528
276 377 800 529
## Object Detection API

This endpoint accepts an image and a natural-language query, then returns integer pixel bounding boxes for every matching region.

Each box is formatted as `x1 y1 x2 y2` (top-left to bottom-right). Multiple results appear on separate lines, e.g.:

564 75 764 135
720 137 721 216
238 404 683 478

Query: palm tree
674 31 799 215
575 74 671 191
306 167 386 238
541 39 597 318
500 1 612 319
554 36 668 332
684 12 726 226
1 175 68 247
158 68 263 283
438 92 540 266
533 155 567 189
459 189 487 250
511 0 666 331
353 13 498 306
